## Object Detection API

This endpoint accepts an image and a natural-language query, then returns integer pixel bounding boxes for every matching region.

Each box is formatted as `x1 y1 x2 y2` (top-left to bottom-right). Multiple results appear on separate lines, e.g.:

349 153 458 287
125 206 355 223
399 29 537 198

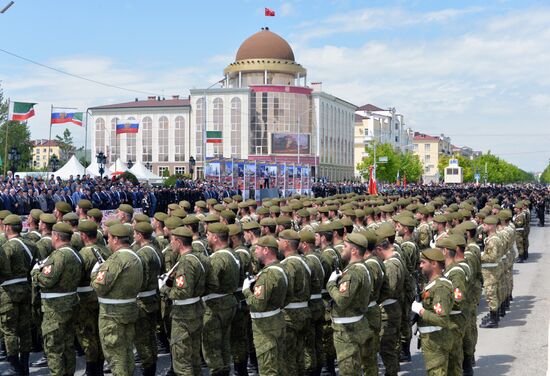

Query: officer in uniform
327 233 372 376
513 202 526 263
76 220 112 375
91 224 143 376
243 235 288 376
412 248 454 376
24 208 43 243
31 222 82 376
479 216 503 328
87 209 107 246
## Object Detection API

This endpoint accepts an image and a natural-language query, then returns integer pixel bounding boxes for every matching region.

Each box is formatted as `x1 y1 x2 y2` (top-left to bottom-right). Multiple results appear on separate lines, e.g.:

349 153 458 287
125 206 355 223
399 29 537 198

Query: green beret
171 226 193 238
238 202 249 209
30 208 43 220
355 209 365 218
484 216 499 225
87 208 103 220
433 215 448 224
52 222 73 235
375 222 395 239
154 212 168 222
134 222 153 234
78 220 98 233
3 214 22 226
275 216 292 225
220 210 236 220
346 233 368 249
118 204 134 216
280 206 293 213
133 213 150 223
223 197 232 204
0 210 12 220
213 204 225 212
208 222 229 234
55 201 72 214
242 221 261 230
420 248 445 262
279 229 300 241
77 199 93 210
39 213 57 225
498 209 512 220
331 220 344 231
165 216 183 229
228 224 242 236
318 206 329 213
105 219 121 227
417 206 430 215
297 209 310 218
109 223 131 238
341 217 353 227
168 203 181 211
380 205 394 213
396 216 417 227
435 236 456 250
257 235 278 249
232 195 243 202
270 206 281 214
461 221 477 231
290 202 303 211
257 207 270 215
227 203 239 211
260 218 277 227
195 200 207 208
206 198 218 206
171 209 187 219
300 230 315 244
315 223 333 233
181 215 200 225
343 209 356 217
179 200 191 209
203 214 220 223
448 234 466 247
62 212 79 222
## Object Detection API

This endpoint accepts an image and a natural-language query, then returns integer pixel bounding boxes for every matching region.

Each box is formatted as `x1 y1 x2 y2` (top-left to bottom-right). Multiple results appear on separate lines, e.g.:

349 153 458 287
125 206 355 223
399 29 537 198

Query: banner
302 165 311 194
205 159 221 182
245 161 256 191
266 163 278 190
222 159 233 186
258 163 268 189
296 166 302 194
279 163 286 194
271 133 311 154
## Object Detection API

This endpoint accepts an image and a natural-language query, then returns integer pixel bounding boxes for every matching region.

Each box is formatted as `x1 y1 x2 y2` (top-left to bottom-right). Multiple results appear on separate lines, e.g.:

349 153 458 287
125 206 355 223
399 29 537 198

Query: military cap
417 206 430 215
77 199 93 210
514 202 524 209
449 234 466 247
62 212 79 222
420 248 445 262
406 204 418 212
458 209 471 218
154 212 168 222
213 204 225 212
228 224 242 236
396 216 417 227
484 215 499 225
118 204 134 216
498 209 513 220
363 229 378 247
232 195 243 202
300 230 315 244
227 203 239 211
105 219 121 227
461 221 477 231
375 222 396 239
276 216 292 225
52 222 73 235
168 203 181 211
134 222 154 234
270 206 281 214
341 217 354 227
203 214 220 223
165 216 183 229
242 221 261 230
3 214 22 226
257 207 270 215
328 205 338 212
281 206 293 213
315 223 333 233
55 201 72 214
257 235 278 249
318 206 329 213
134 213 150 223
171 226 193 238
303 201 313 208
355 209 365 218
308 208 318 216
181 215 200 225
109 223 131 238
279 229 300 241
290 202 303 211
0 210 11 220
87 208 103 220
380 205 394 213
40 213 57 225
220 210 236 220
364 207 374 216
208 222 229 234
223 197 233 204
476 212 487 219
195 200 207 208
433 214 448 224
260 218 277 227
30 208 43 220
436 236 456 250
171 209 187 219
78 220 98 233
297 209 310 218
346 233 368 249
238 202 249 209
342 209 356 217
206 198 218 206
179 200 191 209
331 220 344 231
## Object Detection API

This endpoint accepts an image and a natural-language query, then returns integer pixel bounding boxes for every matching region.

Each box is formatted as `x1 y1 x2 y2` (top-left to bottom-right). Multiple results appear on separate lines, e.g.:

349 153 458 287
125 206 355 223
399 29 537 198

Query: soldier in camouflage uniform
31 222 82 376
480 216 503 328
243 235 288 376
416 206 433 250
513 202 527 263
91 224 143 376
86 208 107 247
64 212 85 251
152 212 169 250
24 208 43 243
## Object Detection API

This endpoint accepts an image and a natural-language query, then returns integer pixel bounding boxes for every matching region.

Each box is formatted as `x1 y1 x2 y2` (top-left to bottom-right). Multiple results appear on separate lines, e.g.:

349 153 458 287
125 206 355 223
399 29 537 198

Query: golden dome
236 28 295 62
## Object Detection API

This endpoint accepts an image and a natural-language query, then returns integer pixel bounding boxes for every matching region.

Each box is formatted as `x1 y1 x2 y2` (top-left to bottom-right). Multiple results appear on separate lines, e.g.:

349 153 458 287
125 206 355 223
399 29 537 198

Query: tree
55 128 76 162
0 85 33 173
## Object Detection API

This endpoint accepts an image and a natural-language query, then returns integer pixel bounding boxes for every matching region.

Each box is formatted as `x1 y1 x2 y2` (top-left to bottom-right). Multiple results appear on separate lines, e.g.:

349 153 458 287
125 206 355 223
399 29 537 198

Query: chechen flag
9 101 36 121
265 7 275 16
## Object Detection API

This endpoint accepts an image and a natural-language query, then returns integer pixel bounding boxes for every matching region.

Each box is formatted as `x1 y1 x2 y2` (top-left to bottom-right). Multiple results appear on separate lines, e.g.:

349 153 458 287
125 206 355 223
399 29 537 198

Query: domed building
90 28 356 182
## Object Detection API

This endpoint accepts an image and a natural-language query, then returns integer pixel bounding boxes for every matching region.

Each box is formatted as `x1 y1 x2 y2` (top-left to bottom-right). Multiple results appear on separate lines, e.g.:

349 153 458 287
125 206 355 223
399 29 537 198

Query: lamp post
145 162 152 171
189 156 196 179
96 151 106 179
7 147 20 173
49 154 59 172
127 160 134 170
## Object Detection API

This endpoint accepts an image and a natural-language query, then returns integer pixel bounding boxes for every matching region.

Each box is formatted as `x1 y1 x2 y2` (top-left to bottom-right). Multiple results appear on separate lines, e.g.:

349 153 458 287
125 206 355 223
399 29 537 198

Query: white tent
109 158 129 174
52 155 86 179
85 159 112 177
129 161 162 181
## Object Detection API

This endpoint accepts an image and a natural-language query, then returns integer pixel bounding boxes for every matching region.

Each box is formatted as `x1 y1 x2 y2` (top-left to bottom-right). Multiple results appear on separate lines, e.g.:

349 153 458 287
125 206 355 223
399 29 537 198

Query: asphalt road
1 215 548 375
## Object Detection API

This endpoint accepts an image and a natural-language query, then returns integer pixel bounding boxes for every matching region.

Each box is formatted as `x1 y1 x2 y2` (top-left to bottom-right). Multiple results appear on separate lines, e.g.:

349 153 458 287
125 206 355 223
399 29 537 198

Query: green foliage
55 128 75 162
118 171 139 185
540 163 550 183
356 143 424 183
164 173 192 187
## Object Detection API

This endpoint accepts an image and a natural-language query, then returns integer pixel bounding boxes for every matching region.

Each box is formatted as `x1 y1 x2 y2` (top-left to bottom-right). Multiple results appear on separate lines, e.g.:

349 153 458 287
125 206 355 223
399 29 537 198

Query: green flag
9 101 36 121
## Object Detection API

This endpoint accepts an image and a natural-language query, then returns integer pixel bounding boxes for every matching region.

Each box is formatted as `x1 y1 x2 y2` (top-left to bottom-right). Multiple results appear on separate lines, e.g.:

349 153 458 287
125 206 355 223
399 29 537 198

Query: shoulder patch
95 271 106 284
454 288 463 301
434 302 443 315
254 284 265 299
338 280 350 295
176 275 186 288
42 264 52 276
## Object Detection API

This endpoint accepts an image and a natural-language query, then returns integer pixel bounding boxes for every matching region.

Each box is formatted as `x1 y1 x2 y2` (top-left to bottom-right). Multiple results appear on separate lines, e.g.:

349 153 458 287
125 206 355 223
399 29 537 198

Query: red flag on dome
368 165 378 195
265 7 275 16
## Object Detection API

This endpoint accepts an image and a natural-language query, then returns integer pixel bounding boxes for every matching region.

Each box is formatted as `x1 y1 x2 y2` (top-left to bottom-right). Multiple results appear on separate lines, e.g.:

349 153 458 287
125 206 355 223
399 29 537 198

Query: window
142 117 152 162
212 98 223 157
231 98 241 157
158 116 169 162
424 143 431 151
36 149 40 154
158 166 169 176
43 148 46 153
110 117 119 162
413 144 418 152
196 98 204 161
95 118 106 154
425 154 431 162
175 116 185 161
175 166 186 175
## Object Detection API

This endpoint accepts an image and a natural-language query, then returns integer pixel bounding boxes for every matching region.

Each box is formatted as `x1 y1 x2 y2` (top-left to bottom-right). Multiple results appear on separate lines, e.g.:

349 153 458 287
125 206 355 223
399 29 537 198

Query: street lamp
189 156 196 179
7 147 20 172
145 162 152 171
96 151 106 178
49 154 60 172
127 160 134 169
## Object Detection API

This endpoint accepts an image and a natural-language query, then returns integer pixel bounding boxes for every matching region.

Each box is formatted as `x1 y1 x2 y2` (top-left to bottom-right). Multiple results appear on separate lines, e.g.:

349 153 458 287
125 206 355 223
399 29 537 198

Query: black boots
323 358 337 376
234 362 248 376
462 355 474 376
399 340 412 362
31 355 49 367
19 352 30 376
480 311 499 328
499 303 506 317
142 364 157 376
0 355 22 376
0 340 6 362
85 362 105 376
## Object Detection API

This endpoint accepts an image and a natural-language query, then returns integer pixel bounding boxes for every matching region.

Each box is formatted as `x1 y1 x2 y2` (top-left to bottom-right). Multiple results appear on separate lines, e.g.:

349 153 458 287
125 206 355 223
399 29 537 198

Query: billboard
271 133 310 154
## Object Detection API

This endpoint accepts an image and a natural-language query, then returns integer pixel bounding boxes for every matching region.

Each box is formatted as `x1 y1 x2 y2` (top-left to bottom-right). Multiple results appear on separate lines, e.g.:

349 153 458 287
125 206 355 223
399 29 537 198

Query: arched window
110 117 119 163
175 116 185 161
212 98 223 157
95 118 105 154
231 97 241 157
142 117 152 162
158 116 169 162
196 98 204 161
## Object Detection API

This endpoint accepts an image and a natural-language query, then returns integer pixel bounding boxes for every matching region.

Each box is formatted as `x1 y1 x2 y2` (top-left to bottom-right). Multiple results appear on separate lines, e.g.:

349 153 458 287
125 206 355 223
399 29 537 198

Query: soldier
412 248 454 376
480 216 503 328
76 199 93 221
152 212 169 250
160 226 210 376
53 201 72 223
63 212 84 251
91 224 143 376
415 206 433 250
87 209 107 246
430 215 448 248
134 222 163 375
242 221 262 275
31 222 82 376
24 208 43 243
513 202 526 263
243 235 288 376
327 233 372 376
77 220 112 375
203 222 240 376
116 204 135 244
0 215 38 375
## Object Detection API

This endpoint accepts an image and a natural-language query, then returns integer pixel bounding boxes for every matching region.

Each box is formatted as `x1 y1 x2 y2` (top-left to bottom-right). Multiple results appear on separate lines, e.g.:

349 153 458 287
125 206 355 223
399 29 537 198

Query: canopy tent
129 161 162 181
85 158 112 177
109 158 129 174
52 155 86 179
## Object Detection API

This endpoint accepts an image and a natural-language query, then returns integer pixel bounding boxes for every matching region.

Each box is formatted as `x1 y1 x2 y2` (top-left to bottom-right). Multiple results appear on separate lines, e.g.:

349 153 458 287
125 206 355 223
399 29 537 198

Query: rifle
158 262 180 289
91 247 105 265
329 258 341 308
411 270 422 349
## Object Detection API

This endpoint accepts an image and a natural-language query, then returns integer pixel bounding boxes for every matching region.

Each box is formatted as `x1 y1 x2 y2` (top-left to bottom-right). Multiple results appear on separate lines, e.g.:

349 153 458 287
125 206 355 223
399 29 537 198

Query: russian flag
51 112 83 126
116 120 139 134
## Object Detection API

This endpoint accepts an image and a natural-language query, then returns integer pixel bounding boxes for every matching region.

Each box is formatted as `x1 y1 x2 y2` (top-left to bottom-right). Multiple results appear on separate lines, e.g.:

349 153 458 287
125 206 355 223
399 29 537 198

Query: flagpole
3 98 9 175
84 109 89 175
48 105 53 167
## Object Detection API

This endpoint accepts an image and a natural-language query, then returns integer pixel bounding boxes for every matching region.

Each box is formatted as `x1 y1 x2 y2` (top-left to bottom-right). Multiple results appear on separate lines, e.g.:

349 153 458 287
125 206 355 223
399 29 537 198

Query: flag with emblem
206 130 223 143
265 7 275 16
51 111 83 126
9 101 36 121
116 119 139 134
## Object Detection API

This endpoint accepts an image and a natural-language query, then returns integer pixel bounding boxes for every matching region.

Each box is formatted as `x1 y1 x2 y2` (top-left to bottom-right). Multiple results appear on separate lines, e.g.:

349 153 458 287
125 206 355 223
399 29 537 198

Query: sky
1 0 549 171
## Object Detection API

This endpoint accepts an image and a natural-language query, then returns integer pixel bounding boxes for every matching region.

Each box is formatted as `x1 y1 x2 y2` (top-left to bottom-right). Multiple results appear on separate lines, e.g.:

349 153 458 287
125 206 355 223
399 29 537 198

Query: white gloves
328 270 342 283
242 277 253 291
32 262 41 271
91 262 100 275
411 301 424 315
158 277 167 290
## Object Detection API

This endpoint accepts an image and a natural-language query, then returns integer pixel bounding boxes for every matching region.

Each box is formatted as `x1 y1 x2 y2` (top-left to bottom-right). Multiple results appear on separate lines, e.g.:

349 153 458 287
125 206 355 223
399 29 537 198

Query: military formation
0 185 539 375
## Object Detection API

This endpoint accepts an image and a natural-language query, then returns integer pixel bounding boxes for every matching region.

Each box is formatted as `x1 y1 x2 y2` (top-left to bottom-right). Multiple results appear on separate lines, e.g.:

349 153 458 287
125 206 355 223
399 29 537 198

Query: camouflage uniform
398 239 419 355
464 241 482 362
320 245 342 371
481 235 503 312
